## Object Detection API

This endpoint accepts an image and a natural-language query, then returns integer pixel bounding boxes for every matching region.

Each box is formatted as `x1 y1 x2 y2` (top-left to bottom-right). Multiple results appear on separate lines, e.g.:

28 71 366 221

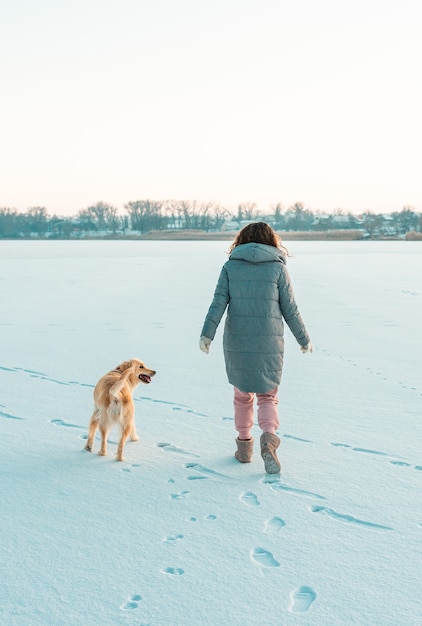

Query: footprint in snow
270 482 326 500
331 442 388 456
120 594 142 611
0 410 26 421
262 474 281 484
184 463 230 481
121 464 140 473
163 534 184 544
1 366 88 389
171 406 208 417
310 506 393 530
282 433 312 443
170 491 190 500
332 442 416 468
240 491 260 506
264 516 286 534
288 586 317 613
156 442 200 458
50 418 85 430
251 547 280 568
162 567 184 576
352 447 388 456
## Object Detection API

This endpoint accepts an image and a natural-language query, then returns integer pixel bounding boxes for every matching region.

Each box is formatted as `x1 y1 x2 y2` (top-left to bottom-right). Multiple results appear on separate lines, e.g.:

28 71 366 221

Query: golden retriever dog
84 359 156 461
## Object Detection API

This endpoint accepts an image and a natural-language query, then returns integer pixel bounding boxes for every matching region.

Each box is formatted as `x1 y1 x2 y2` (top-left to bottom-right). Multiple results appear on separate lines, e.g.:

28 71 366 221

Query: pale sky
1 0 421 216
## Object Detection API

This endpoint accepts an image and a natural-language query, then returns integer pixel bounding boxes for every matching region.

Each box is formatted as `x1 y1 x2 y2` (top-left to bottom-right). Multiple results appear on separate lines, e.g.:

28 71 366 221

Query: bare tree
0 208 22 237
394 206 418 234
212 203 231 230
77 202 120 234
125 200 166 232
25 206 49 237
286 202 314 231
237 202 257 221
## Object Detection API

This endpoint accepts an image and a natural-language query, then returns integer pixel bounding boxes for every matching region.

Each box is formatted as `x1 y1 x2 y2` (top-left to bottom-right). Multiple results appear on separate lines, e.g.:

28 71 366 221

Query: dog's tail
109 363 135 400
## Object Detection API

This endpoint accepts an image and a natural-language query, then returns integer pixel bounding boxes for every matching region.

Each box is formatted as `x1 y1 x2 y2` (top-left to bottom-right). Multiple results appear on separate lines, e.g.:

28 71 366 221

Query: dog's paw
84 445 92 452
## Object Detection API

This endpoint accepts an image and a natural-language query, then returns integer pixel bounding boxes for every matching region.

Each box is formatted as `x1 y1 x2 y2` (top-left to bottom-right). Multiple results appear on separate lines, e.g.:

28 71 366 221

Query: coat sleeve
278 264 311 347
200 266 229 340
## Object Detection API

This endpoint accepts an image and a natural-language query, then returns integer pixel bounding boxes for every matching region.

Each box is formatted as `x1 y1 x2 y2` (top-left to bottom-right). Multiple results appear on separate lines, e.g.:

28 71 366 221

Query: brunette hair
229 222 287 254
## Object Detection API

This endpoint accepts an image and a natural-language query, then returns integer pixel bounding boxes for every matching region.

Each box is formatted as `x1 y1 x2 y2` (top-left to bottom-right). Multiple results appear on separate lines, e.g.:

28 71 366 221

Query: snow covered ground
0 239 421 626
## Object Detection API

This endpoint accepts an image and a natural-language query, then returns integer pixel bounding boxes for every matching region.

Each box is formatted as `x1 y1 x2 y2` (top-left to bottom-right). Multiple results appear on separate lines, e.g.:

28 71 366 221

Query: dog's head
114 359 156 385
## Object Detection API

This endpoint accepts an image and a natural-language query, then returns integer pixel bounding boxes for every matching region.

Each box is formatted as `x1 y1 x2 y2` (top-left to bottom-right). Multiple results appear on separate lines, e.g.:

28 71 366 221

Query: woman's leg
256 387 279 435
233 387 255 439
257 387 281 473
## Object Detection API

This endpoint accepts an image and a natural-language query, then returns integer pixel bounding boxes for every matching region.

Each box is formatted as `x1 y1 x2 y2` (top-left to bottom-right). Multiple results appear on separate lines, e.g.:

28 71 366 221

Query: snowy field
0 239 421 626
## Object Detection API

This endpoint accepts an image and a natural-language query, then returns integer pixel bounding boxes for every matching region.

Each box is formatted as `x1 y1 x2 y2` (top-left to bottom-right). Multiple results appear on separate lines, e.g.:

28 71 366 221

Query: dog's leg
98 420 108 456
84 408 100 452
130 424 139 441
129 403 138 441
116 423 132 462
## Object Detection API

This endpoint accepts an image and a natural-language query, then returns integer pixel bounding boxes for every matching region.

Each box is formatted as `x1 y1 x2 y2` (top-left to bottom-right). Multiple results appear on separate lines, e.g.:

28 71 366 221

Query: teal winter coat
200 243 310 393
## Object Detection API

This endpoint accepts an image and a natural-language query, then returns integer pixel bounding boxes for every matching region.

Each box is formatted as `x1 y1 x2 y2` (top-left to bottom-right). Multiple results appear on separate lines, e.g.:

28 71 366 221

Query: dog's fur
84 359 156 461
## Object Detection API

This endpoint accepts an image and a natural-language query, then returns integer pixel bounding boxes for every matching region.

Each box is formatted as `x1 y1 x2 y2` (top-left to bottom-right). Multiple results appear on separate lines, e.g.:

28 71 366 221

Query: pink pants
233 386 279 439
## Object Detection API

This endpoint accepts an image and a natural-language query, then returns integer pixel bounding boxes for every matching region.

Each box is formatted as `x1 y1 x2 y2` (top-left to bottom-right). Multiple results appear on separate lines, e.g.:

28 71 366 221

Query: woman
199 222 312 474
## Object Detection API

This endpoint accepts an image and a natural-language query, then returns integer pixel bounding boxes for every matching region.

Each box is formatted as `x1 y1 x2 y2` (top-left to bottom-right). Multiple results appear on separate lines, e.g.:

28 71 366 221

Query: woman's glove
300 342 313 353
199 336 212 354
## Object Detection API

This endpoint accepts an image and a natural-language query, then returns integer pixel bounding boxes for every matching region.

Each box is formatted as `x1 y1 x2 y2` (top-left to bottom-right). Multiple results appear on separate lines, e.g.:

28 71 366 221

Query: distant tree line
0 200 421 239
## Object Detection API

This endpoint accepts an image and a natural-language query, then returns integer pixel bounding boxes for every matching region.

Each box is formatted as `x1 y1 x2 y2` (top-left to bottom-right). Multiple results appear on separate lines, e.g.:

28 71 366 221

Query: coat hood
229 242 286 264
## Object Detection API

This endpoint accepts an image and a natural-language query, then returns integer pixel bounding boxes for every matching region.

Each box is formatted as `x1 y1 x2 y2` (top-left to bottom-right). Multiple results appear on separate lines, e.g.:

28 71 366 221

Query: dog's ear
115 360 133 373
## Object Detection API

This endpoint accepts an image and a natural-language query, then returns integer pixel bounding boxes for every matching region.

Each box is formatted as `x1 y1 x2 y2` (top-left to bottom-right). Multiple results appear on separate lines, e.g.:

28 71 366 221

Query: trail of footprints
3 361 421 472
116 452 320 616
2 362 421 473
3 364 420 618
119 490 317 617
47 414 421 474
3 341 422 398
118 432 413 617
318 346 422 396
46 382 420 515
44 417 421 618
328 440 422 471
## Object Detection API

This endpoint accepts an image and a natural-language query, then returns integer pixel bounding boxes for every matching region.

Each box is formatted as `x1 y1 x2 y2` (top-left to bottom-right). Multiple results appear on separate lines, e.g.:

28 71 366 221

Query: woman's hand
199 336 212 354
300 342 313 353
